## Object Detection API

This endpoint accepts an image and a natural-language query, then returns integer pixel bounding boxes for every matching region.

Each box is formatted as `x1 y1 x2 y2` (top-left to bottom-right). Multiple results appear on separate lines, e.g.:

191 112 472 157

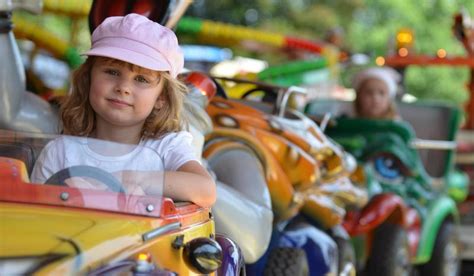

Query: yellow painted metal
201 20 285 47
1 202 214 275
206 96 368 227
12 15 69 59
43 0 92 17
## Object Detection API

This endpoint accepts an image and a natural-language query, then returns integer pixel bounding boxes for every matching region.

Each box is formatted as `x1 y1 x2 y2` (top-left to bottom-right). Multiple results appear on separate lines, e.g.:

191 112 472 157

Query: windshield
0 130 164 217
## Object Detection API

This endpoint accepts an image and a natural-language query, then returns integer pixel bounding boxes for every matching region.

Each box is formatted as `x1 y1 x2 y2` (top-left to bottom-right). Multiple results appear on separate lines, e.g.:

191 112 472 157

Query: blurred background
16 0 473 105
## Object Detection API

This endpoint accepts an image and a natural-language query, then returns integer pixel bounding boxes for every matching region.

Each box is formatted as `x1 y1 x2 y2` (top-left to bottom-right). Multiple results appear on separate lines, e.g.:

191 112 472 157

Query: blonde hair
60 57 188 138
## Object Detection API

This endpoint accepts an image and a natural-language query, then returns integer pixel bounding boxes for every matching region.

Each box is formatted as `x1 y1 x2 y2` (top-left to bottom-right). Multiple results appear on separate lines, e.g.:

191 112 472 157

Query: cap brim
83 46 171 73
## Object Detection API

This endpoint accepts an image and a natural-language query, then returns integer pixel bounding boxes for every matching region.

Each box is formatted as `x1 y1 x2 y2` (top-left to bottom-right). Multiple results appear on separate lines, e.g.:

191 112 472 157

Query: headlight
183 238 223 274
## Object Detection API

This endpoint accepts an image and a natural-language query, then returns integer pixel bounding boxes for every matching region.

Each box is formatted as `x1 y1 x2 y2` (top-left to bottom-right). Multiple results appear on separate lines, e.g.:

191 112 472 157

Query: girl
352 67 401 120
31 13 216 207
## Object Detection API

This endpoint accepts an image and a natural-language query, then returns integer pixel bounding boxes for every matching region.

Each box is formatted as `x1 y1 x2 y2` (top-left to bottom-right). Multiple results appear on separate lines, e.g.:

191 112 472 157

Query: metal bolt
172 235 184 249
146 204 155 212
60 192 69 201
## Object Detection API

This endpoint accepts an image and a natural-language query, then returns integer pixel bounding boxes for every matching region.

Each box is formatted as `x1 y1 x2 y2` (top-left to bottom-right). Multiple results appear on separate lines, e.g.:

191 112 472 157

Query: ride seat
305 100 458 178
0 142 36 174
0 130 53 177
304 99 354 118
398 102 458 178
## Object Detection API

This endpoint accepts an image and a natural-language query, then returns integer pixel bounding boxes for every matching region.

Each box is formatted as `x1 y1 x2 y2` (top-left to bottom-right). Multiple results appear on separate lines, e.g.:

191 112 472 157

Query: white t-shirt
31 131 198 184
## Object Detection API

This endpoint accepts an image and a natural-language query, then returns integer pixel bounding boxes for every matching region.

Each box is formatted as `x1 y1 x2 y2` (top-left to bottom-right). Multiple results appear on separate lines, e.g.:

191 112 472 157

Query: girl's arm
143 160 216 208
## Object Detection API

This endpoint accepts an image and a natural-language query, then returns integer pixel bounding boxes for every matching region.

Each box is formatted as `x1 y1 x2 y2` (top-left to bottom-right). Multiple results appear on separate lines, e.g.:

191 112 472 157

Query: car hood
0 201 155 275
0 202 96 257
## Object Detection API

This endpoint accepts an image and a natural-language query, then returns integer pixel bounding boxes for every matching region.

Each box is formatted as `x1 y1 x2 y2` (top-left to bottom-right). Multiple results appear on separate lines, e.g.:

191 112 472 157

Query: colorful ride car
306 99 468 276
0 1 245 275
202 76 369 275
0 132 244 275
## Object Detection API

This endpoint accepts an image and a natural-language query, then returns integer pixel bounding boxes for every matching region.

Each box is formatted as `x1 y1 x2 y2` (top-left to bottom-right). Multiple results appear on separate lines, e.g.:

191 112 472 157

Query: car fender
343 193 409 236
216 234 246 276
415 195 459 264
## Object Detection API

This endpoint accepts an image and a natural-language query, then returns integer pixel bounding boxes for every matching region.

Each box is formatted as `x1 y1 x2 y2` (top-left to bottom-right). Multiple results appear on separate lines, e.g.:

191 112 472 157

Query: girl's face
89 59 165 131
357 78 391 119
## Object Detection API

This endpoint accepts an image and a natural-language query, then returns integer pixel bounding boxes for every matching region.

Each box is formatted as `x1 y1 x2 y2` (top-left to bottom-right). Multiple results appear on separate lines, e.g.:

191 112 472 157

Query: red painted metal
284 37 324 54
343 193 421 257
385 55 474 67
0 158 208 221
343 193 406 235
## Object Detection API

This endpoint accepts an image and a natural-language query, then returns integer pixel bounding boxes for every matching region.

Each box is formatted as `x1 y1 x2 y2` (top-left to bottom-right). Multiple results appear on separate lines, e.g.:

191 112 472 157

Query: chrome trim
410 139 457 150
319 113 332 132
142 222 181 242
277 86 306 117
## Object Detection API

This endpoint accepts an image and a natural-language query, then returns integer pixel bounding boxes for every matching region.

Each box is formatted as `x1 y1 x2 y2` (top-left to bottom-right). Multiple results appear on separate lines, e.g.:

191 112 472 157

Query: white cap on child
352 67 401 99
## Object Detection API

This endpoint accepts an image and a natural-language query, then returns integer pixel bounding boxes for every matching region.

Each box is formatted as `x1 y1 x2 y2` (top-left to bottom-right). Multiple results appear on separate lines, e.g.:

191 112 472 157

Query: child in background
352 67 401 120
31 13 216 207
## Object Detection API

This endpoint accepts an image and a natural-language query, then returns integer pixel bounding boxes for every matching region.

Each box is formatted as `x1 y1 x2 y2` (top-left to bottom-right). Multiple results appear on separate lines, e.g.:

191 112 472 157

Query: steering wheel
45 165 126 193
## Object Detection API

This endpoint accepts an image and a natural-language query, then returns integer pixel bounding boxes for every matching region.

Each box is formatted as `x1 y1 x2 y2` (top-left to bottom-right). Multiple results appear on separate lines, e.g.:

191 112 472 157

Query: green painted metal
446 169 469 203
305 99 467 264
257 58 329 86
176 17 203 34
64 47 82 68
351 235 367 268
258 58 327 79
414 196 458 264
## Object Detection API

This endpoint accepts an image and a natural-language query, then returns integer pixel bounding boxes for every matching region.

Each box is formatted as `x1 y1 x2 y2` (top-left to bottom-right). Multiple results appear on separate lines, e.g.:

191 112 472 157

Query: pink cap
84 13 184 78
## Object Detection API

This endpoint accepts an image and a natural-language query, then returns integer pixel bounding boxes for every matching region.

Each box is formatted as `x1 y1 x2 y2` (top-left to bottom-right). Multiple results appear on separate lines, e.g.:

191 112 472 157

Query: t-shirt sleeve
161 131 200 171
30 139 64 184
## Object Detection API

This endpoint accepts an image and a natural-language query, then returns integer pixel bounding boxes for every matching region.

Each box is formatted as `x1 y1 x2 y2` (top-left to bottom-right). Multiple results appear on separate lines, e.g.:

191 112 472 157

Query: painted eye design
371 153 408 184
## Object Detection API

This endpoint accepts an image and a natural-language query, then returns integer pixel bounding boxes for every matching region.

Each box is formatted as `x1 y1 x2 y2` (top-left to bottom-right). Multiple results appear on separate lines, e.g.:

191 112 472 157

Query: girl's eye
105 69 119 76
135 75 149 83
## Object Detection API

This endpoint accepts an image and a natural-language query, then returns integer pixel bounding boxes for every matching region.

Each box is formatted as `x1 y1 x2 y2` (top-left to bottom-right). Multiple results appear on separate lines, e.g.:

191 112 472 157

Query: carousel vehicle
0 1 245 275
305 99 468 276
178 71 336 275
202 76 370 275
0 132 244 275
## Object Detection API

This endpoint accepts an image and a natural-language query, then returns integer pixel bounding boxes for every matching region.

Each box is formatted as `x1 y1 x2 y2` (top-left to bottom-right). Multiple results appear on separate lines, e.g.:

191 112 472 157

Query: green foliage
186 0 473 105
346 0 472 104
405 67 469 104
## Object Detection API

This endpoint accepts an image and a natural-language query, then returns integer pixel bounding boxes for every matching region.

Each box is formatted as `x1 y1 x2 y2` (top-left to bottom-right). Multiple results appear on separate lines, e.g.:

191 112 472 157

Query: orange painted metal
204 128 300 221
205 96 367 227
0 157 209 227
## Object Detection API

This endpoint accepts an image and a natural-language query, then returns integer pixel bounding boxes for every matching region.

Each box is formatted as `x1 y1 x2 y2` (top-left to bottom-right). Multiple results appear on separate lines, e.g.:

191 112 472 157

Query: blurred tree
347 0 472 104
185 0 473 105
